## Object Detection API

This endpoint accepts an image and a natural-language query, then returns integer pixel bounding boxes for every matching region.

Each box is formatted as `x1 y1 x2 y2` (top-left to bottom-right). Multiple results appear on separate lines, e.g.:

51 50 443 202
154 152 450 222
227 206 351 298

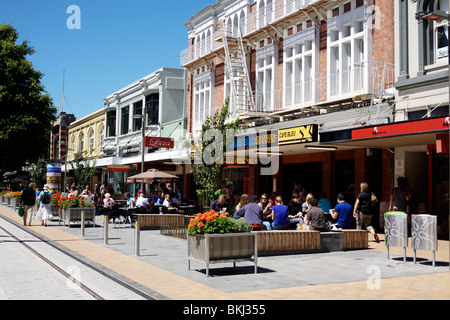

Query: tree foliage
70 151 98 190
0 23 57 171
191 98 240 207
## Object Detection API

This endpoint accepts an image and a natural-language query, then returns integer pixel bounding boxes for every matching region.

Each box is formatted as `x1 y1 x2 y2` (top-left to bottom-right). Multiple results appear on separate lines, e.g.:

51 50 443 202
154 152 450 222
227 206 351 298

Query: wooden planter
188 233 258 277
62 207 95 227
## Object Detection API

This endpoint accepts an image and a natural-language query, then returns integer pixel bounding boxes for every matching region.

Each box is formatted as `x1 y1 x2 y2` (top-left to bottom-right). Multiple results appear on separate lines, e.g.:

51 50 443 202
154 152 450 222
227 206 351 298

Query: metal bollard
80 211 85 237
134 223 141 256
104 216 109 245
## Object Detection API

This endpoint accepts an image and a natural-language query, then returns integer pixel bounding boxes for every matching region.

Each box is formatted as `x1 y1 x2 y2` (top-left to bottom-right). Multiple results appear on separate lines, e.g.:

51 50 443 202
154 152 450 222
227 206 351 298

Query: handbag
370 193 378 206
18 205 24 217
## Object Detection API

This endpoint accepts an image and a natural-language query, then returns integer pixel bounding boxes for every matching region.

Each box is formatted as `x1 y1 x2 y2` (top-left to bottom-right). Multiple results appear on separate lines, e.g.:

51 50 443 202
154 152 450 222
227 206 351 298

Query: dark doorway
282 162 322 201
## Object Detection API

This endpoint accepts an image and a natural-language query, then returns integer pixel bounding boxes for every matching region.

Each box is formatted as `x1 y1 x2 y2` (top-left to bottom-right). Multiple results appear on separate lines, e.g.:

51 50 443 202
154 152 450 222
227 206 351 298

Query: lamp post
132 114 146 174
423 9 450 269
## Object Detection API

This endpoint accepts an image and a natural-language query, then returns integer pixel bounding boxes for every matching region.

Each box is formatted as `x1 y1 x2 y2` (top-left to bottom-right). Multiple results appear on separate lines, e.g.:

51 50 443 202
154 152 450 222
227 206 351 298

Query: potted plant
1 190 11 205
8 191 21 210
58 194 95 227
50 192 62 220
187 210 258 277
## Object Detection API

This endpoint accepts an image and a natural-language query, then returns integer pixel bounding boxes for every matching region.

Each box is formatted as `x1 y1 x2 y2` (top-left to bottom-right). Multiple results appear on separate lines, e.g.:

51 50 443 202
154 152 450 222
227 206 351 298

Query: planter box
62 207 95 227
10 198 20 210
1 195 9 205
188 233 258 277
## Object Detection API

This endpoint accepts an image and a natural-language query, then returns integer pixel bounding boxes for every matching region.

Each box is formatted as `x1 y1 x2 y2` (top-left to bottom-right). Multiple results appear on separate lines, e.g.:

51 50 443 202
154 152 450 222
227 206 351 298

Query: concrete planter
10 198 20 210
188 233 258 277
1 195 9 205
62 207 95 227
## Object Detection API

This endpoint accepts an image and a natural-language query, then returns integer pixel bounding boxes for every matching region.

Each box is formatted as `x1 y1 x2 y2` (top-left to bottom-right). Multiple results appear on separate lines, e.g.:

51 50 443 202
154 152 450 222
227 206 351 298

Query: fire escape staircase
221 23 261 119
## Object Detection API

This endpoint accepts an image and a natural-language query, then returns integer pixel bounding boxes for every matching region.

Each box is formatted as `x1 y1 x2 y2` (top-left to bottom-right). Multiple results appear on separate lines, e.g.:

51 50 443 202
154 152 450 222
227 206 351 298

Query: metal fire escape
221 21 256 117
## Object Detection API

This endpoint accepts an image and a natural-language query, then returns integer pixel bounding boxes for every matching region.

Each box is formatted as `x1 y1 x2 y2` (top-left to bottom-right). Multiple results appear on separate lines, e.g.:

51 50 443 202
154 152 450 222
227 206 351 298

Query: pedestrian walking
353 182 380 243
38 185 53 227
20 182 36 226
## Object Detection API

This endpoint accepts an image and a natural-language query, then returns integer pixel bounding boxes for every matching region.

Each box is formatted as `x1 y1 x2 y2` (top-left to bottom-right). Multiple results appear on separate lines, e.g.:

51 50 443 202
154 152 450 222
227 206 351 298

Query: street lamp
132 114 146 174
423 9 449 269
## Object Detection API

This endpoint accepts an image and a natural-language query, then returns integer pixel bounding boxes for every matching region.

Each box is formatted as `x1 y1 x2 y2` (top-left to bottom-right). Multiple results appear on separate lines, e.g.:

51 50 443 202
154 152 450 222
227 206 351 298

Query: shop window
121 106 129 135
106 110 116 137
133 101 143 132
145 94 159 126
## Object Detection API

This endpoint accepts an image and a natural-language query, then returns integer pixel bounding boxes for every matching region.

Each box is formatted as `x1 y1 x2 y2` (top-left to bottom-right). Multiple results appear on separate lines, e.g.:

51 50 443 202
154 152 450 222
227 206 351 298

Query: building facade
99 67 188 199
182 0 397 227
66 108 105 189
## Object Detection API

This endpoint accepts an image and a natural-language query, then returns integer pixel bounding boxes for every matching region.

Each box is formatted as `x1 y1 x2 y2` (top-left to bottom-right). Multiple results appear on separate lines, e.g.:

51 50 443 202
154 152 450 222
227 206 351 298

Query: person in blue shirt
318 191 332 215
271 196 289 230
330 193 353 229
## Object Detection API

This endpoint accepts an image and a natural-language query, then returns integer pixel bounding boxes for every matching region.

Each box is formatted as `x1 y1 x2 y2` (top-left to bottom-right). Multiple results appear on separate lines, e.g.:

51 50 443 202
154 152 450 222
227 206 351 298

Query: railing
248 61 395 114
181 0 328 66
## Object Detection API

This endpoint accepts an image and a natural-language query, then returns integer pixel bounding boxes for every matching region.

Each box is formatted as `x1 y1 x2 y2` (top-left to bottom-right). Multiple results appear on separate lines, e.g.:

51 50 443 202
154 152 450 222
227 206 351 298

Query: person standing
354 182 380 243
329 193 353 229
38 185 53 227
20 182 36 226
389 177 411 213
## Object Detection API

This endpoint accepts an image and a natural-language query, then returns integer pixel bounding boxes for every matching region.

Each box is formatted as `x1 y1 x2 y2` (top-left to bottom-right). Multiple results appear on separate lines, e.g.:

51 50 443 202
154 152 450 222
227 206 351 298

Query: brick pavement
1 205 449 300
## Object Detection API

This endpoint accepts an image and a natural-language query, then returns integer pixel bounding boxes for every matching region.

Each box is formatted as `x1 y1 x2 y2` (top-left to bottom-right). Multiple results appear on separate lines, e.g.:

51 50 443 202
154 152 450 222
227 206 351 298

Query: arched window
79 132 84 155
88 129 94 155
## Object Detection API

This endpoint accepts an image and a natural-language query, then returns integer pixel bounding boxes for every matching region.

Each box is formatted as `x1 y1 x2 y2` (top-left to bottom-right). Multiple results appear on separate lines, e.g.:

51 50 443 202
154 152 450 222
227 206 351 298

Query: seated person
163 194 179 213
272 196 289 230
304 198 327 232
124 192 136 208
234 195 264 231
287 193 303 228
210 194 228 213
329 193 353 229
103 193 116 209
136 193 151 208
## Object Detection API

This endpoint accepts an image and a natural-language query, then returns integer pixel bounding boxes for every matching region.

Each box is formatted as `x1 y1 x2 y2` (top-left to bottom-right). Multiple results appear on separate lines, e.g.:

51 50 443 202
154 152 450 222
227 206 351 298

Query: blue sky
0 0 214 119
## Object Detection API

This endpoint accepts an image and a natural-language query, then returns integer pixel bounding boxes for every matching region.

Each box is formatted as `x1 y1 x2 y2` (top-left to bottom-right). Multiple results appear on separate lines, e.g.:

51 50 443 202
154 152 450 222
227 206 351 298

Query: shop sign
352 117 449 140
278 124 318 146
107 166 130 172
229 130 279 151
47 163 61 177
144 137 174 149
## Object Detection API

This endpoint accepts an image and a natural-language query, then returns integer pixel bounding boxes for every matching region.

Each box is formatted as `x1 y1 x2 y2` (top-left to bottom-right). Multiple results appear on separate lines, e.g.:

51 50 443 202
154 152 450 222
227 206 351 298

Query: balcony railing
181 0 330 66
247 61 395 114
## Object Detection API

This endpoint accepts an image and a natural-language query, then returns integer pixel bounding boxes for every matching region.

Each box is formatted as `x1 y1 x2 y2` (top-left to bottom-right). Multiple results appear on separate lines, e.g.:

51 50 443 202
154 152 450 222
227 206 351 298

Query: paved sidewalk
1 205 449 300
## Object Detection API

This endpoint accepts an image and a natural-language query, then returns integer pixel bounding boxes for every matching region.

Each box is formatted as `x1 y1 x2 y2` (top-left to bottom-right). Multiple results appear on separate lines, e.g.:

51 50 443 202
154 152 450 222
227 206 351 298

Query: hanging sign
144 137 174 149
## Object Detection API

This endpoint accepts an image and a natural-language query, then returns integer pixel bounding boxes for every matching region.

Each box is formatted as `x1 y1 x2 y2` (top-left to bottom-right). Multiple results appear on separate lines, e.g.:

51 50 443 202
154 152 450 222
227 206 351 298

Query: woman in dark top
353 182 380 243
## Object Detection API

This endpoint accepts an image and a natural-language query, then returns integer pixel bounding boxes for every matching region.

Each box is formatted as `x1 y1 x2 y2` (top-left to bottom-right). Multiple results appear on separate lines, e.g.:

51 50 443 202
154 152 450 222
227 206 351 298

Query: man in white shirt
136 193 150 208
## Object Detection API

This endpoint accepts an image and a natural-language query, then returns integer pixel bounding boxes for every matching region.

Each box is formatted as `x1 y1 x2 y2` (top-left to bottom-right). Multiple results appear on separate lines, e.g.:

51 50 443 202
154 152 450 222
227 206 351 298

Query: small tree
70 151 98 190
191 99 240 209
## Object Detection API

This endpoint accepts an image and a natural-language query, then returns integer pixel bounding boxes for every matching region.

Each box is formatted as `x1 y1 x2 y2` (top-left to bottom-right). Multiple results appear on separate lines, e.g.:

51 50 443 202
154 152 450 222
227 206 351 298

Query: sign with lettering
144 137 174 149
352 117 449 140
278 124 318 145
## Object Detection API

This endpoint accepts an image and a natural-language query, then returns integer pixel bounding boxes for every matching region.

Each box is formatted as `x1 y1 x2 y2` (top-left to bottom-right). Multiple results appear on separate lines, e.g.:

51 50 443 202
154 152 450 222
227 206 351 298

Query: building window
255 51 274 112
133 101 143 131
88 129 94 154
435 0 449 61
106 111 116 137
79 132 84 154
284 37 314 108
193 79 211 131
145 94 159 126
328 4 365 98
121 106 129 135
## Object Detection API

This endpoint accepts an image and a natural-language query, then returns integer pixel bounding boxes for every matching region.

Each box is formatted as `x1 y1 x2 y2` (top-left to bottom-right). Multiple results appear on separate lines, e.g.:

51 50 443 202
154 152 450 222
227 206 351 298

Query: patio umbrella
126 168 179 184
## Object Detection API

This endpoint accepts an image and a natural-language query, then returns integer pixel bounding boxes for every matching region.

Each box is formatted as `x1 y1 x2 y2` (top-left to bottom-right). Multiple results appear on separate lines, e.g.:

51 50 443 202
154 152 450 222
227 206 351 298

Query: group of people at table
210 191 353 232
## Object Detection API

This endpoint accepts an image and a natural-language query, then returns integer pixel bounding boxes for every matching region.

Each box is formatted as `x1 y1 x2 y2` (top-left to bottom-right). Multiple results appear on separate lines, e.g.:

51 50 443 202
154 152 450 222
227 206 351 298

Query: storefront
322 116 449 238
